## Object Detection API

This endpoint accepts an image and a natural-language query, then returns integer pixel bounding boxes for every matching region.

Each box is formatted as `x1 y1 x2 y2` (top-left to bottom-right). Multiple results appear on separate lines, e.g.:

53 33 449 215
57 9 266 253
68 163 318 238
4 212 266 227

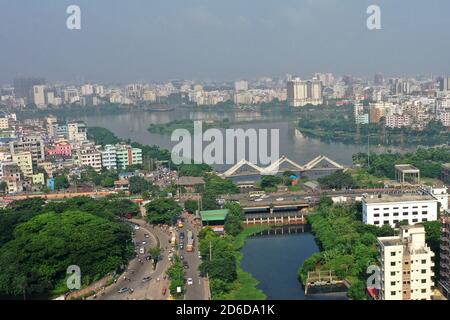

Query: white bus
249 191 266 199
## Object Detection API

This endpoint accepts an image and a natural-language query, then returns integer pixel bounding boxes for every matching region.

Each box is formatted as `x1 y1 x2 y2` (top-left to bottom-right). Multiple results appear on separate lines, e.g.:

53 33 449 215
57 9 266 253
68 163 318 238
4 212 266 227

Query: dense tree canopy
299 202 395 300
128 176 158 195
145 198 182 225
0 197 139 298
318 171 356 189
0 210 132 298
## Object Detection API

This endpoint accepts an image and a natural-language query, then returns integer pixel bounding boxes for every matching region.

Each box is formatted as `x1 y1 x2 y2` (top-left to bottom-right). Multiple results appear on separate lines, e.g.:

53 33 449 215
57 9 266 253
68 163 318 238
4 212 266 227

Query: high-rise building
390 79 411 95
234 80 249 92
116 145 143 170
76 144 102 172
439 212 450 299
378 225 435 300
80 84 94 96
12 152 33 177
32 85 46 107
68 121 87 142
374 73 384 86
101 145 117 170
439 77 450 92
362 194 438 228
13 77 45 101
10 135 45 164
287 78 323 107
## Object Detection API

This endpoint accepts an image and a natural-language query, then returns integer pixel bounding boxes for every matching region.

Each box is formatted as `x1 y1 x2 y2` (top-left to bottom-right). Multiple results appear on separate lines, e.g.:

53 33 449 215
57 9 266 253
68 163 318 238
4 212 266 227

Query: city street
178 212 210 300
94 218 172 300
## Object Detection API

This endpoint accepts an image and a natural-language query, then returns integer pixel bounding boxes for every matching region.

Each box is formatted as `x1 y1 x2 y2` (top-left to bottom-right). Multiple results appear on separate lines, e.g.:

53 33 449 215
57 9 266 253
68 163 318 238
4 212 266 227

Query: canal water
241 226 348 300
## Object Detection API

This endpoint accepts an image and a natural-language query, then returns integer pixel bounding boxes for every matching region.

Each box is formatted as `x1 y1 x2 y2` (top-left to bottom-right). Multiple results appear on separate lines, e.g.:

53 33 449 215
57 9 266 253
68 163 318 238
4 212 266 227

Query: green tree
0 210 132 298
145 198 182 225
129 176 156 195
53 175 70 190
184 200 198 214
224 202 244 236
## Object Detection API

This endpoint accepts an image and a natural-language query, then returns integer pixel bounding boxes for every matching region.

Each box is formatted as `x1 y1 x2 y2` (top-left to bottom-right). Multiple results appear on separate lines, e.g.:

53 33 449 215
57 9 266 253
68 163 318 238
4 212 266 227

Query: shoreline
219 225 271 300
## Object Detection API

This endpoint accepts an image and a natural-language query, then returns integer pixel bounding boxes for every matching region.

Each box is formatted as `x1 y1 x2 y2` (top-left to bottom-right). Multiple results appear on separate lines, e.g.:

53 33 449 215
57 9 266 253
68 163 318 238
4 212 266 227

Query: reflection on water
241 226 349 300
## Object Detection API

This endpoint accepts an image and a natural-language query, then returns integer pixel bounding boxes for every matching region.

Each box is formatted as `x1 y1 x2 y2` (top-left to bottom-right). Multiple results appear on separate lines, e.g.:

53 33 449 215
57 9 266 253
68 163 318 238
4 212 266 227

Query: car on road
144 234 150 238
276 197 284 202
254 198 263 202
139 247 145 254
179 243 184 250
134 225 140 230
180 255 184 260
198 252 202 259
180 232 185 238
118 287 129 294
183 261 189 269
142 241 147 245
187 278 193 285
142 276 152 283
162 288 167 295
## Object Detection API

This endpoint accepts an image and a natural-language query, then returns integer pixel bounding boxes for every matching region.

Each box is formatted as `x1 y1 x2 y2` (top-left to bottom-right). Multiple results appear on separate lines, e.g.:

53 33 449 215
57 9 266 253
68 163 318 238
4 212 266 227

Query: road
94 216 172 300
177 211 210 300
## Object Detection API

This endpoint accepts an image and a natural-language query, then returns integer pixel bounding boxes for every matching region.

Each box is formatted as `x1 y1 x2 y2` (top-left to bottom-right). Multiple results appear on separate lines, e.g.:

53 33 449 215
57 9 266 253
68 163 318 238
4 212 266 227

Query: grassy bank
220 225 270 300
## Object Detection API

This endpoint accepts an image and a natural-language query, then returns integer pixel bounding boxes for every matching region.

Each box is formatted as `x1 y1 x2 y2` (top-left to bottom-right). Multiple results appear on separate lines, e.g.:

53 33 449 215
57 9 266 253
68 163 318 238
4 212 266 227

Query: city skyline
1 0 450 83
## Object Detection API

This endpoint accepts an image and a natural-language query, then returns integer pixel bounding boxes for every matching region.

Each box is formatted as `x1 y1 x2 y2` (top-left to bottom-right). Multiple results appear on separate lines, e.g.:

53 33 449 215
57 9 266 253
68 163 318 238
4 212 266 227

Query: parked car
162 288 167 295
187 278 193 285
142 276 152 283
118 287 129 294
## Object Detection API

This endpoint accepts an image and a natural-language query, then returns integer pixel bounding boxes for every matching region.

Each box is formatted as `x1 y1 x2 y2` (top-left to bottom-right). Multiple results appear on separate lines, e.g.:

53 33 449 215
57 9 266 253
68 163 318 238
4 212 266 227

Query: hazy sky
1 0 449 83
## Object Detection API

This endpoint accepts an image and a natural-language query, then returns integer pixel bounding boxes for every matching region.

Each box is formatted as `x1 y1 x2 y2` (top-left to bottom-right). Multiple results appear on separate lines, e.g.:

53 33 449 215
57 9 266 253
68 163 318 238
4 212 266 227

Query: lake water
81 109 410 172
241 226 348 300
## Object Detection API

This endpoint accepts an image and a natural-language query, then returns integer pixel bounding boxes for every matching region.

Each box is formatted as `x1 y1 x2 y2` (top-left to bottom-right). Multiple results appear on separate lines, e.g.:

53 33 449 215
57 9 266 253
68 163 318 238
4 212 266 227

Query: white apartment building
438 112 450 127
68 122 87 142
287 78 323 107
378 225 435 300
63 88 80 104
101 144 117 170
362 194 438 228
80 84 94 96
12 151 33 177
77 145 102 172
0 117 9 129
385 114 411 128
32 85 46 107
421 186 448 211
235 80 249 92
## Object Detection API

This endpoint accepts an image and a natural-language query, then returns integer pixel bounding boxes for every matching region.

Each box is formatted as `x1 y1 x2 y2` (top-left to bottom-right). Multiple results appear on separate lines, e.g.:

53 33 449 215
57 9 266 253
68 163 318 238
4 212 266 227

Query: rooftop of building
363 193 436 204
394 164 420 172
378 237 402 246
200 209 229 222
177 176 205 186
